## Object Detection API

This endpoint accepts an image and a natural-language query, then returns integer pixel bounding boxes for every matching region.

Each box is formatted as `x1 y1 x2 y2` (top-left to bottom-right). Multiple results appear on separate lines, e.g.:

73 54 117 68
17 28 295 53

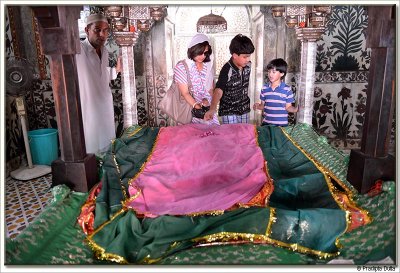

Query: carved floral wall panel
273 6 393 154
310 6 383 152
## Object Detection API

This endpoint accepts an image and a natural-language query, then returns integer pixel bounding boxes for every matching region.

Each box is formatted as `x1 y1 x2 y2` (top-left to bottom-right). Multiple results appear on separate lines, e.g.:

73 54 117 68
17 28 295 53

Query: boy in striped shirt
253 58 298 126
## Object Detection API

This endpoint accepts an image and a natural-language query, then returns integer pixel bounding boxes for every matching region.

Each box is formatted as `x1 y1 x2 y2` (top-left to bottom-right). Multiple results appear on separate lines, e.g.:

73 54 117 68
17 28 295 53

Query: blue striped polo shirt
260 81 295 126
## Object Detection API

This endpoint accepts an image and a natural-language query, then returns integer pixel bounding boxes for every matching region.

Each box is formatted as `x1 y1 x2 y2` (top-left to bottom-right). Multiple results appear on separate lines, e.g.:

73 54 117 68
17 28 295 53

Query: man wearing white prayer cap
75 13 121 155
84 13 109 57
85 13 108 25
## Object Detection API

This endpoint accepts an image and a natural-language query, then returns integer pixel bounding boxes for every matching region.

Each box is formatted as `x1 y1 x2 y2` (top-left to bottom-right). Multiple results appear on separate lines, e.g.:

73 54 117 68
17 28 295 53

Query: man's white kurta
75 39 116 154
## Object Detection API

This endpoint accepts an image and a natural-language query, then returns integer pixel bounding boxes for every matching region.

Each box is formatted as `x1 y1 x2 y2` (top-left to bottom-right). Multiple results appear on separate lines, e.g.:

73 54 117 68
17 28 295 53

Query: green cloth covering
90 207 272 263
87 125 350 264
5 124 395 265
258 126 340 210
94 126 159 226
6 185 92 265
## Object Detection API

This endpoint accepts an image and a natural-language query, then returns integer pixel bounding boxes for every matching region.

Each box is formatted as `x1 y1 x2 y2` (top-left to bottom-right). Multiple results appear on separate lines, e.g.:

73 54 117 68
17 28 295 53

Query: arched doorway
164 5 265 123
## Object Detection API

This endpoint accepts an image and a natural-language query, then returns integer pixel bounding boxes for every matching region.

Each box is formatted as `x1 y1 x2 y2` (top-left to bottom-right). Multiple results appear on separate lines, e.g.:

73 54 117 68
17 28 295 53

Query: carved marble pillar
251 7 265 124
114 32 139 127
144 34 157 127
295 27 325 125
105 5 166 127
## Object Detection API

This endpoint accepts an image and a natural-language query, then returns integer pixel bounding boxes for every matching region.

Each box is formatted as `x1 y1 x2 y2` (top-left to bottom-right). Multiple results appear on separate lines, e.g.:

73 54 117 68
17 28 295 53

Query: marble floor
4 173 53 239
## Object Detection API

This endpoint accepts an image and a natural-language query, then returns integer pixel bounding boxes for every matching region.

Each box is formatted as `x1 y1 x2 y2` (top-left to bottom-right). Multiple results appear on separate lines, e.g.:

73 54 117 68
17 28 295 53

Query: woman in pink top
173 33 220 125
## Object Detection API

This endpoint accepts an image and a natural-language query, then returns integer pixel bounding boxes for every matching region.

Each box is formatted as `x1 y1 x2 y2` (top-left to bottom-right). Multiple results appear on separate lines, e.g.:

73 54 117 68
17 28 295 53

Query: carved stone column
144 34 157 127
114 32 139 127
105 5 166 128
31 6 97 192
295 27 325 125
347 6 395 193
250 7 265 124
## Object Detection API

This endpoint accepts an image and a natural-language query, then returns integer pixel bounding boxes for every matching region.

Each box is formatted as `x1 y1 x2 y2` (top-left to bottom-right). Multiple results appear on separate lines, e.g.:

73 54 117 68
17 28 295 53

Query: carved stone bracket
295 27 325 42
113 31 139 47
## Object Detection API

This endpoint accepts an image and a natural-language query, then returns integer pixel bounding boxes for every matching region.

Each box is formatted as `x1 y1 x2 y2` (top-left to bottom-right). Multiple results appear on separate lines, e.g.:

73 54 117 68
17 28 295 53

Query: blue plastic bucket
28 128 58 166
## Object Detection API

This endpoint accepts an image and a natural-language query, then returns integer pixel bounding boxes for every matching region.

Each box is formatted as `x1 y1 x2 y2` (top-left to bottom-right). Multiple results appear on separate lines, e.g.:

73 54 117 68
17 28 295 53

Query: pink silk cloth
124 123 269 217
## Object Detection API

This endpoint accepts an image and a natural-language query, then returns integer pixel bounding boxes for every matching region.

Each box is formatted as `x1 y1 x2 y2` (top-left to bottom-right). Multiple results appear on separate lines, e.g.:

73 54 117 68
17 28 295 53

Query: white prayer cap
187 33 210 49
85 13 108 26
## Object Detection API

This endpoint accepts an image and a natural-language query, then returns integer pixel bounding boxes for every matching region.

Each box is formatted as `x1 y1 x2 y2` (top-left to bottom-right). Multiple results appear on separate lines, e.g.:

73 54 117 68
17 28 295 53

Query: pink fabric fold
125 123 268 217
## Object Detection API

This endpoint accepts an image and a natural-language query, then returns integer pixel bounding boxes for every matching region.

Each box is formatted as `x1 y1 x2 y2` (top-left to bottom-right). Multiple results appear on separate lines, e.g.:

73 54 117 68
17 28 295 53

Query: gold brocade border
87 209 341 264
185 209 225 217
110 127 144 200
138 240 190 264
254 124 259 145
126 127 143 137
325 175 372 229
191 231 340 260
265 207 276 236
280 127 372 230
239 125 275 208
87 124 147 264
127 204 228 218
111 139 127 200
86 208 129 264
281 127 355 197
237 164 274 208
121 127 162 212
126 127 161 188
116 125 143 140
255 126 274 188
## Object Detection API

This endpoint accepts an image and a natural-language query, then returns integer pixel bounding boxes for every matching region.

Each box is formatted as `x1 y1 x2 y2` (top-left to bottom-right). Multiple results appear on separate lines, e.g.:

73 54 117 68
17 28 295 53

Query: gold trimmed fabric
81 124 370 264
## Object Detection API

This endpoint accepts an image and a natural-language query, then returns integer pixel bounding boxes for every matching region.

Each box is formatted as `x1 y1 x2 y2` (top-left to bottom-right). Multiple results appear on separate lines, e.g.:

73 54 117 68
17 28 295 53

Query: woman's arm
204 64 229 120
177 82 201 109
204 88 223 120
202 83 215 106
